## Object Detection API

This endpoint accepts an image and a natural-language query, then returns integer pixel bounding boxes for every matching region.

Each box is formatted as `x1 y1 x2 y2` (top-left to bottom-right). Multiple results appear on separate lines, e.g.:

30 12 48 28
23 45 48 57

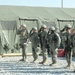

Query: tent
0 5 75 55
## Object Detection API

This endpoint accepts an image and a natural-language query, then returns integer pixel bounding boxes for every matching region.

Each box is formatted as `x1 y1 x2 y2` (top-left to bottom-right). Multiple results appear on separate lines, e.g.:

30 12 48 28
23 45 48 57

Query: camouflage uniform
17 24 28 61
39 25 47 64
71 30 75 54
72 29 75 71
64 32 72 68
46 31 51 57
62 24 73 68
29 27 39 62
47 26 61 66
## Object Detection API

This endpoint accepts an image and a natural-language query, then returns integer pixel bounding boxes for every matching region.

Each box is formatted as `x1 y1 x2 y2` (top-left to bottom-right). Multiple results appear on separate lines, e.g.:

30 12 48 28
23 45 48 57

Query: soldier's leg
65 52 68 63
21 44 27 61
68 51 72 66
50 49 57 66
35 47 38 60
32 47 35 59
32 47 38 61
23 45 27 60
47 45 51 57
64 52 72 68
42 47 47 64
52 50 57 64
64 47 69 67
73 47 75 55
22 45 25 60
20 45 25 61
32 47 37 61
39 46 47 64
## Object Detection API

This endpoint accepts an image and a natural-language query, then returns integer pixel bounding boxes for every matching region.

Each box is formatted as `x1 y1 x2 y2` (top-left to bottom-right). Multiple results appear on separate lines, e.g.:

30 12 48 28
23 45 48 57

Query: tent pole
61 0 63 8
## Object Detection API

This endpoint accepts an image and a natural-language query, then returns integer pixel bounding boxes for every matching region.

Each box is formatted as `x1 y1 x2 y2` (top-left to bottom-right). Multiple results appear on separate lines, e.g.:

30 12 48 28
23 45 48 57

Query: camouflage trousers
32 47 38 61
50 46 58 64
21 44 27 60
73 46 75 53
65 51 72 66
41 46 47 62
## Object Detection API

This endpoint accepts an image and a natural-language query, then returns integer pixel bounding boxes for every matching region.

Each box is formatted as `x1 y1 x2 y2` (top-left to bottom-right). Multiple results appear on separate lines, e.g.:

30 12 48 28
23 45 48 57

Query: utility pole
61 0 63 8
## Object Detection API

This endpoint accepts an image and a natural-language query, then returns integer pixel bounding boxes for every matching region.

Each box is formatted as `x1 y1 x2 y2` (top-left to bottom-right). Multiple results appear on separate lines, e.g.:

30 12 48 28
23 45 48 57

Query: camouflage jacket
17 28 29 44
30 32 39 47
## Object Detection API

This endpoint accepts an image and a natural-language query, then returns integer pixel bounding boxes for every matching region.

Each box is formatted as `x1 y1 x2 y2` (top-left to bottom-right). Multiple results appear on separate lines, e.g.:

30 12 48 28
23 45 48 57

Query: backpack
55 33 61 48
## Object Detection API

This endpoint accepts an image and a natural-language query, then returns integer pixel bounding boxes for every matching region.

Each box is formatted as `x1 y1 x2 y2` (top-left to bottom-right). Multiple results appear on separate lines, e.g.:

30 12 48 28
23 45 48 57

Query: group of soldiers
17 23 75 69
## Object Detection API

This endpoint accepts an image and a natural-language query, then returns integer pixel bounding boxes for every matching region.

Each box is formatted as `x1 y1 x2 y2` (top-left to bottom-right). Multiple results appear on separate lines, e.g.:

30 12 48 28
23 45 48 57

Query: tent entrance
19 18 39 31
39 19 56 31
42 21 56 28
57 19 74 31
18 18 40 54
57 19 74 49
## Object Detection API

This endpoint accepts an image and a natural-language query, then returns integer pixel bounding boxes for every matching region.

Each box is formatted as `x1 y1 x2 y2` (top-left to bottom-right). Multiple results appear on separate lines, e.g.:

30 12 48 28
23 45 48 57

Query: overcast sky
0 0 75 8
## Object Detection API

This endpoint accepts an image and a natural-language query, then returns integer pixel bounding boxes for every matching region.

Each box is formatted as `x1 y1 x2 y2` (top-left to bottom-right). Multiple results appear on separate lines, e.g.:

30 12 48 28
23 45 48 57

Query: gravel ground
0 56 75 75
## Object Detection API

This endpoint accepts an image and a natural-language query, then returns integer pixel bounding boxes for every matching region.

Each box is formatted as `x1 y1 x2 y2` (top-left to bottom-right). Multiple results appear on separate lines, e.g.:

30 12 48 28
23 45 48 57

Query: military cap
41 24 47 29
33 27 37 31
49 26 55 31
65 24 71 29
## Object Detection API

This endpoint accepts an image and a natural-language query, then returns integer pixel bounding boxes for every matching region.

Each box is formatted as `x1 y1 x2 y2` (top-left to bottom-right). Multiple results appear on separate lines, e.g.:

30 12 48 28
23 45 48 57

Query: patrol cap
33 27 37 31
65 24 71 29
41 24 47 29
49 26 55 31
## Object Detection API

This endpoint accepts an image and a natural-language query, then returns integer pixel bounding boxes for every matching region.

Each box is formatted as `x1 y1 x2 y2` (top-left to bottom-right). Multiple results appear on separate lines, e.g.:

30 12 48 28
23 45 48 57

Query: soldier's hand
60 28 65 32
24 43 28 46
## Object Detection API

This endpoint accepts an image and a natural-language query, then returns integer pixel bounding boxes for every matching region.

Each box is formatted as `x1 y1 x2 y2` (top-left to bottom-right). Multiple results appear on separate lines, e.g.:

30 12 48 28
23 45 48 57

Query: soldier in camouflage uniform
29 27 39 62
72 27 75 71
46 30 51 57
39 24 47 64
71 27 75 54
62 24 73 68
17 24 29 61
47 26 61 66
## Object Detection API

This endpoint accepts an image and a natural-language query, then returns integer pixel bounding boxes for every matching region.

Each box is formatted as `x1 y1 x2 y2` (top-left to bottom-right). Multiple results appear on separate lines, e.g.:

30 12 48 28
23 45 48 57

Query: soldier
29 27 39 62
62 24 73 68
72 28 75 72
47 26 61 66
39 24 47 64
71 27 75 54
46 28 51 57
17 24 29 61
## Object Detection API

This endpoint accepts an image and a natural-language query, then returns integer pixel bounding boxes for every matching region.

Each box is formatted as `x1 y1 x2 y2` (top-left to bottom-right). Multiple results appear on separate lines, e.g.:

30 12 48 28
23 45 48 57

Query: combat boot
39 59 47 64
34 58 37 61
33 58 37 63
19 57 27 61
19 58 24 61
49 62 57 66
33 59 38 63
64 64 71 69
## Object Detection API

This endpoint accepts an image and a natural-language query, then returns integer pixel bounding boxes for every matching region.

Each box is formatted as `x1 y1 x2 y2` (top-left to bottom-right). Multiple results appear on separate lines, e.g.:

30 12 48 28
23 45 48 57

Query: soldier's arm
60 28 65 32
16 28 22 35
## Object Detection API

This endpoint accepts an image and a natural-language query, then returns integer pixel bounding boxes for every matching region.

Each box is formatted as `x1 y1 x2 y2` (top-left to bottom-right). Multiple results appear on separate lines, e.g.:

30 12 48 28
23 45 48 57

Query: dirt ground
0 56 75 75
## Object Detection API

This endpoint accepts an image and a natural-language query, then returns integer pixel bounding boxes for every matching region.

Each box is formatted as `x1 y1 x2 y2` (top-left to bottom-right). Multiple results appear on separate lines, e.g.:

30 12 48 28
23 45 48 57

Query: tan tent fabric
0 5 75 54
